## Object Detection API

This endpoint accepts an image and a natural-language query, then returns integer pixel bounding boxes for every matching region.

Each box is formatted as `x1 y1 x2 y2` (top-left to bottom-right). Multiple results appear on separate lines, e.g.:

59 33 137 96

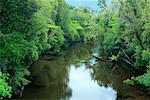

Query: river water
20 42 150 100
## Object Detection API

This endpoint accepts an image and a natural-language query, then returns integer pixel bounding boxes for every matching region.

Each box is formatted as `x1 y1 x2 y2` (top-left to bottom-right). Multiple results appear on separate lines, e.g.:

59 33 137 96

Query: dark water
20 42 150 100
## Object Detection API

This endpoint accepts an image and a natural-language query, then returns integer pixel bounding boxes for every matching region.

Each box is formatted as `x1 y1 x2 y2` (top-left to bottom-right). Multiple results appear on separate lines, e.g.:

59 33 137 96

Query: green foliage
29 0 56 51
0 0 37 34
123 79 135 86
97 0 150 87
109 55 118 61
48 27 65 48
84 23 100 42
0 72 12 99
0 33 38 93
142 1 150 49
97 8 121 53
68 21 82 41
70 7 92 28
124 72 150 87
134 45 145 67
98 0 107 9
55 0 71 34
0 33 39 67
70 7 99 42
142 49 150 64
0 0 99 98
135 72 150 87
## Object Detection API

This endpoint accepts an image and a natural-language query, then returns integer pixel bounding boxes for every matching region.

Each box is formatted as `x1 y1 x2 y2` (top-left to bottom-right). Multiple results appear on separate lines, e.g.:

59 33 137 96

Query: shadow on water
20 42 150 100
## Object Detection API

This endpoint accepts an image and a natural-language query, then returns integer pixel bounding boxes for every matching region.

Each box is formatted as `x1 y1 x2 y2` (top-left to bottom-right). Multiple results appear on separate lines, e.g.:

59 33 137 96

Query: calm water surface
20 42 150 100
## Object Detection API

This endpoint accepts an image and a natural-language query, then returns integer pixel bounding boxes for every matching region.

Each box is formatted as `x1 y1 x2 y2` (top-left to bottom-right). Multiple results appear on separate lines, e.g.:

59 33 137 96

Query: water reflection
21 42 150 100
90 61 150 100
22 59 71 100
21 43 94 100
68 64 117 100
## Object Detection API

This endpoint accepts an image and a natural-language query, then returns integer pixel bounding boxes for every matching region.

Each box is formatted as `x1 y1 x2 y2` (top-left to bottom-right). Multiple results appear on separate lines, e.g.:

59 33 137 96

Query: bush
0 72 12 99
48 26 65 48
136 72 150 87
0 33 39 94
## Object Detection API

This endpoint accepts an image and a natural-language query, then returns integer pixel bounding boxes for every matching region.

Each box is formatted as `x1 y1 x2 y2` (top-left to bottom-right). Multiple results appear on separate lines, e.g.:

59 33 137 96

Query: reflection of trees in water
62 43 92 64
90 61 150 100
22 42 96 99
22 58 72 100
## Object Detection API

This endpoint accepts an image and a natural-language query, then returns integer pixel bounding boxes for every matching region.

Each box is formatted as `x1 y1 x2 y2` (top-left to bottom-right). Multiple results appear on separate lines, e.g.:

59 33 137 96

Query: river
20 42 150 100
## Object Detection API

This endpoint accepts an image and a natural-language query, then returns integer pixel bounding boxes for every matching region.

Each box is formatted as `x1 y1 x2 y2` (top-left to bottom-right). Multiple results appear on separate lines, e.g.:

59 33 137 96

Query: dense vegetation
97 0 150 87
0 0 150 99
0 0 99 98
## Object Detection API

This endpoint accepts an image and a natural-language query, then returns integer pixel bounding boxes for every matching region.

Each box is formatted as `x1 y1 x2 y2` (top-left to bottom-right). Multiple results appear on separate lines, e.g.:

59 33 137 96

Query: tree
98 0 107 10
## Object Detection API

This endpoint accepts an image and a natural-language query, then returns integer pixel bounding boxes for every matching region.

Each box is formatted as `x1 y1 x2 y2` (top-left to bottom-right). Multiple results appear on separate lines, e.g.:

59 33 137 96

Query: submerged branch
92 55 110 62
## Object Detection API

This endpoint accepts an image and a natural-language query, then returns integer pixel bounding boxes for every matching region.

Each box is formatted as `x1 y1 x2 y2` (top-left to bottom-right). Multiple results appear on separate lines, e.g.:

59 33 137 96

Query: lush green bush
0 72 12 99
0 33 39 94
136 72 150 87
124 72 150 87
48 26 65 48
